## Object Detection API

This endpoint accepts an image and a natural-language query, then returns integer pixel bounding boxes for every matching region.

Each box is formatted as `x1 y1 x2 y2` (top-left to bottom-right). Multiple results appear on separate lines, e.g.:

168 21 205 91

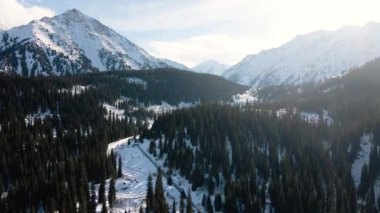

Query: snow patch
25 109 56 126
351 133 373 188
103 103 125 120
125 78 148 89
232 89 257 104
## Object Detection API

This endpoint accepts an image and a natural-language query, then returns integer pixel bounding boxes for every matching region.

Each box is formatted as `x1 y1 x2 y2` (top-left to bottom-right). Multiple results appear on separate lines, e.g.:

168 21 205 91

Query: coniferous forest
1 61 380 212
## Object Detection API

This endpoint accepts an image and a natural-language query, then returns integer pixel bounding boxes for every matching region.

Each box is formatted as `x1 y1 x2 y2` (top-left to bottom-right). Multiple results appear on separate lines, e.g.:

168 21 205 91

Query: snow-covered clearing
351 133 373 188
232 89 257 104
103 103 125 120
106 137 204 212
146 101 197 114
125 78 148 89
58 85 93 95
25 109 57 126
300 109 333 126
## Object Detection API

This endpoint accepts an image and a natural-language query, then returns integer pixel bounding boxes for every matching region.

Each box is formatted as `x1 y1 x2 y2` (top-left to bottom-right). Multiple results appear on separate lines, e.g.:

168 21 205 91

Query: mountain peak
61 8 86 18
192 60 230 76
223 22 380 88
0 9 185 76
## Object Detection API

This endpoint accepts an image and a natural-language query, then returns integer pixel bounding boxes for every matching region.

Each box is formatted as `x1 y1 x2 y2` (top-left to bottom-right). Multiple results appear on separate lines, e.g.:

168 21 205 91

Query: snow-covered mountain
223 22 380 88
160 58 191 71
0 9 179 76
192 59 230 75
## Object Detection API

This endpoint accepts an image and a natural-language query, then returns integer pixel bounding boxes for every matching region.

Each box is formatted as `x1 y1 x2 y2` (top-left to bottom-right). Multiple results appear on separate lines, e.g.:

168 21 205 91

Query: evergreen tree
180 191 185 213
186 189 193 213
172 199 176 213
98 179 106 204
90 182 97 213
154 167 168 213
108 178 116 208
206 195 213 213
214 193 223 211
146 174 154 212
101 199 107 213
118 157 123 178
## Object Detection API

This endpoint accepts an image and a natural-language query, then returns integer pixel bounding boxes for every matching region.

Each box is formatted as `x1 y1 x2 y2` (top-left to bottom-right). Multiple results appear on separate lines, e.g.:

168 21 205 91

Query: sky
2 0 380 67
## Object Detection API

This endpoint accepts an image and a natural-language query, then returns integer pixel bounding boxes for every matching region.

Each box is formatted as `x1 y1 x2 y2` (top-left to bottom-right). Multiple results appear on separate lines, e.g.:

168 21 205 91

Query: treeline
64 69 248 105
144 104 379 212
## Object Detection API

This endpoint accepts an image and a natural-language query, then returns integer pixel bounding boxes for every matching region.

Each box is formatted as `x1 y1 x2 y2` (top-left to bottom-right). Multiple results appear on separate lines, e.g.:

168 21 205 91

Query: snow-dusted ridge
0 9 184 76
223 22 380 88
192 59 230 76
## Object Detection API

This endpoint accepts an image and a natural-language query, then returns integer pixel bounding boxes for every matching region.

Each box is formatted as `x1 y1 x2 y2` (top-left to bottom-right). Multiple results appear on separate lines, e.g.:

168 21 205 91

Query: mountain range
2 9 380 90
223 22 380 88
0 9 187 76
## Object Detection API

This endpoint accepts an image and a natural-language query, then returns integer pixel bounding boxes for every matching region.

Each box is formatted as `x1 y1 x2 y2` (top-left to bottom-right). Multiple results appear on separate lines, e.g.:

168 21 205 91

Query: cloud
0 0 54 28
149 33 275 67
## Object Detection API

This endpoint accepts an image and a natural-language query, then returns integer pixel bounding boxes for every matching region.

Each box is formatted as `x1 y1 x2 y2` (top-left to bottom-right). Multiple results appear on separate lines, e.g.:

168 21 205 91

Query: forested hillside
144 104 365 212
0 69 246 212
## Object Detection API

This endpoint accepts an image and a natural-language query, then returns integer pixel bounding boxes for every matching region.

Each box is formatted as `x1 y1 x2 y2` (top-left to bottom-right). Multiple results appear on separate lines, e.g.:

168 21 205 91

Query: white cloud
0 0 54 28
149 33 275 67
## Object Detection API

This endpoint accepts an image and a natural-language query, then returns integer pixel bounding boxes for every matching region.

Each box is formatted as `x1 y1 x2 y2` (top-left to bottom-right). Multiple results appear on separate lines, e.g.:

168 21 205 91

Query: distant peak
58 8 91 21
63 8 84 16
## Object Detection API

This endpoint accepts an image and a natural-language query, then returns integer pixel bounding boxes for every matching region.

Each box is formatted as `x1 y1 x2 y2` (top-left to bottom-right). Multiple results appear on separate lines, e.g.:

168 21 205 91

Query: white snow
25 109 56 126
300 110 333 126
192 60 230 76
146 101 197 114
107 137 205 212
223 22 380 88
103 103 125 120
0 9 179 75
125 78 148 89
232 89 257 104
276 108 287 118
351 133 373 188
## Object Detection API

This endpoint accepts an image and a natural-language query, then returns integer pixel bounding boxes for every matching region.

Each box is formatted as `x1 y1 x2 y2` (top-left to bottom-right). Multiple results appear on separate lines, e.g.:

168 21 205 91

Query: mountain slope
192 59 230 75
160 58 191 71
0 9 177 76
223 22 380 88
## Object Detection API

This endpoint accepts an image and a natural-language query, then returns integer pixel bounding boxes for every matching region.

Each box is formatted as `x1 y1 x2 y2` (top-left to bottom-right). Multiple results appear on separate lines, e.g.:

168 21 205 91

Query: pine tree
146 174 154 212
214 193 223 211
108 178 116 208
202 194 206 207
155 167 168 213
101 199 107 213
206 195 213 213
186 189 193 213
180 191 185 213
118 157 123 178
172 199 176 213
89 182 97 213
98 179 106 204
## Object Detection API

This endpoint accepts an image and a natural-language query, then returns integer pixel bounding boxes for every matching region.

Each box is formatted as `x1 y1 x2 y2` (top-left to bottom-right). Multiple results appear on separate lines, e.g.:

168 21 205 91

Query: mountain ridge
192 59 230 75
0 9 185 76
223 21 380 88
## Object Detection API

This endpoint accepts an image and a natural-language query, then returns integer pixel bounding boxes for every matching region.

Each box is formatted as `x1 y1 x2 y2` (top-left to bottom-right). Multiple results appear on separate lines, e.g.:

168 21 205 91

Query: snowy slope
192 59 230 76
351 133 373 188
223 22 380 88
160 58 191 71
0 9 180 76
107 137 205 213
